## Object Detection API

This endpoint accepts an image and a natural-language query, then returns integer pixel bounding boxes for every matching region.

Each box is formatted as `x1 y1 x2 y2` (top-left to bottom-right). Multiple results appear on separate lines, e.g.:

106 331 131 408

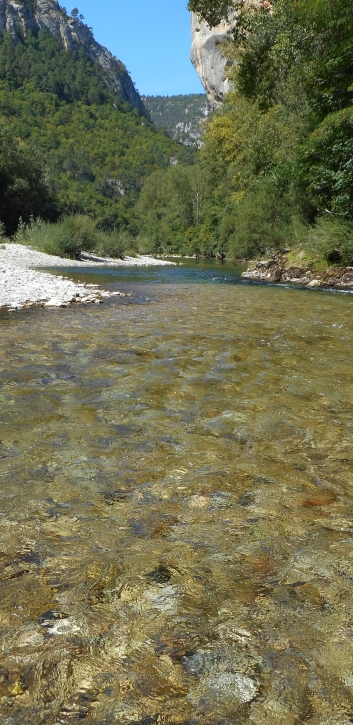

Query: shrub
300 107 353 219
305 216 353 267
95 228 135 258
13 216 45 245
14 215 142 260
228 179 296 259
22 215 98 258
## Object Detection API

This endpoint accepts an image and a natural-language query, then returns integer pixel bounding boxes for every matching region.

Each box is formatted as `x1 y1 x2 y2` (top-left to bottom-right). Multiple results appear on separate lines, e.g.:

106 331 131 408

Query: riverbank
0 243 175 310
241 253 353 289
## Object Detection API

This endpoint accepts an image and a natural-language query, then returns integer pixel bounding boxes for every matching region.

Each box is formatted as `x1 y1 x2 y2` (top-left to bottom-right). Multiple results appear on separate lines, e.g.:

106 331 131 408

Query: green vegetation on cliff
143 94 209 147
0 30 191 237
143 0 353 263
3 0 353 265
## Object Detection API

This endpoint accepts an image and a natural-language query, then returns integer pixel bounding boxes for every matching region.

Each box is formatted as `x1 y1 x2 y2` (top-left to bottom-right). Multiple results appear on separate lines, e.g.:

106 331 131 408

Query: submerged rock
146 565 172 584
204 671 257 704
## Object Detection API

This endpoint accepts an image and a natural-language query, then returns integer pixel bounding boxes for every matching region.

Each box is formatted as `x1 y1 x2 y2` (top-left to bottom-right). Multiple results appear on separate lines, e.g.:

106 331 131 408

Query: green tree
0 29 189 234
184 0 353 260
187 0 235 26
0 121 58 235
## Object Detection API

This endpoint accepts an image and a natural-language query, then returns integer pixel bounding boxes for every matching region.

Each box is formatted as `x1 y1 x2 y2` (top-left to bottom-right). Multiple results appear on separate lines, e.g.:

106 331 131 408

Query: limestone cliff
0 0 146 114
190 11 232 109
143 94 210 148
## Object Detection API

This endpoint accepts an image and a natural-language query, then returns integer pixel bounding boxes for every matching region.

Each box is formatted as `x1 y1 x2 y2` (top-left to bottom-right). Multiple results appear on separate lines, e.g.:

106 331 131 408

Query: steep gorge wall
0 0 146 114
190 11 232 109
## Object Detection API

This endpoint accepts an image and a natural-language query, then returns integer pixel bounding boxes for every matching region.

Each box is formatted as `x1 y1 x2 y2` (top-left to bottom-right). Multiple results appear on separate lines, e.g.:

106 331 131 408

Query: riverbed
1 260 353 723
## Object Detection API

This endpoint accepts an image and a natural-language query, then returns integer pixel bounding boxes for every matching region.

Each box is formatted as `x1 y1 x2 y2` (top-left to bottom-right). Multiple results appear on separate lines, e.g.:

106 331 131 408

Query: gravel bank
0 244 175 310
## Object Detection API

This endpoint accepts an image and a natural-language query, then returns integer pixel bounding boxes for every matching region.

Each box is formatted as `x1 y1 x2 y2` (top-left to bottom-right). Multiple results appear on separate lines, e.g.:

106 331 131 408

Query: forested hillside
0 29 191 236
143 94 209 147
2 0 353 265
140 0 353 264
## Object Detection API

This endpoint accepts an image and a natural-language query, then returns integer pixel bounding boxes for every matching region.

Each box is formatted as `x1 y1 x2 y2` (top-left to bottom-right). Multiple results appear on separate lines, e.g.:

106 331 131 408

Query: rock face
143 94 210 148
190 11 232 109
241 254 353 289
0 0 146 114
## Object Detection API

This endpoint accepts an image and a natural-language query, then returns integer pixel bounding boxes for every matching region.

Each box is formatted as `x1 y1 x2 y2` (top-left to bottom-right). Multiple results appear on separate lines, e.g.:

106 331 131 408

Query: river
0 259 353 723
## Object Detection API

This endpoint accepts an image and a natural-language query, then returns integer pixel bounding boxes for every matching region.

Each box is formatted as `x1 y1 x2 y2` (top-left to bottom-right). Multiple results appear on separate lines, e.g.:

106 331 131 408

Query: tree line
139 0 353 265
2 2 353 267
0 30 191 237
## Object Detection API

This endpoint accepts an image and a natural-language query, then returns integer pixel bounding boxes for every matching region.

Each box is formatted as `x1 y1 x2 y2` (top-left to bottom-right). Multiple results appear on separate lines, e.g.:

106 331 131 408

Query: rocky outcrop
242 255 353 289
143 94 210 148
0 0 146 114
190 11 232 109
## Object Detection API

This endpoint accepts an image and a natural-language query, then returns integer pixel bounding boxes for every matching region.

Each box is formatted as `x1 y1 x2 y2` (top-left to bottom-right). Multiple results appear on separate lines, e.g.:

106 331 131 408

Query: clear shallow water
46 258 247 289
1 262 353 723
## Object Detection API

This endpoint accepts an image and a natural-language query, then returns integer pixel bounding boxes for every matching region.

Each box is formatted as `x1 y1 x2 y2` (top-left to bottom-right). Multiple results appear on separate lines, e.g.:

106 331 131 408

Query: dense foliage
0 120 58 235
0 30 190 237
142 0 353 263
0 28 113 105
3 1 353 265
188 0 234 27
15 214 137 259
143 94 209 147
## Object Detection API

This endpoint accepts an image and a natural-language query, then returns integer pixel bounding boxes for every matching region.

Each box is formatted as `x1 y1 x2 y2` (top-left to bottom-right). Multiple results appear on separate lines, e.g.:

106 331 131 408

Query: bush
13 216 45 245
304 216 353 267
95 228 135 258
300 107 353 219
13 215 142 260
20 215 98 258
228 179 298 259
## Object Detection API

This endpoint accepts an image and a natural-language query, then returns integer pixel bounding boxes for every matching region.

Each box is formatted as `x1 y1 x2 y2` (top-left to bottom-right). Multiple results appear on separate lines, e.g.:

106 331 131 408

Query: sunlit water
1 260 353 724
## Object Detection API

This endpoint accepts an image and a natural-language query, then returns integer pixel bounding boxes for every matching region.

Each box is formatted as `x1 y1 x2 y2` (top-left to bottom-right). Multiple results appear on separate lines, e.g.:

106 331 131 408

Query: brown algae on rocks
0 279 353 722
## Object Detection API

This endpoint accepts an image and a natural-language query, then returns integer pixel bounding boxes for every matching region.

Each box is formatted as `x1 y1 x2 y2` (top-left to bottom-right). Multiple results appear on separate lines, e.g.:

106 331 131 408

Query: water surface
1 262 353 723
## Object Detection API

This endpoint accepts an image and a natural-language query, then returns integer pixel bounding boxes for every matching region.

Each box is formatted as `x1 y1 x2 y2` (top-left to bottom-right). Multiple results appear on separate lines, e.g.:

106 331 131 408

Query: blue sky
69 0 205 96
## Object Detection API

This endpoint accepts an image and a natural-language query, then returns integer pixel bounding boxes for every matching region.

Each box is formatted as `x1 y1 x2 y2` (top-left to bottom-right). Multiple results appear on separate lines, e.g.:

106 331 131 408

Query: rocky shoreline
0 244 175 311
241 254 353 290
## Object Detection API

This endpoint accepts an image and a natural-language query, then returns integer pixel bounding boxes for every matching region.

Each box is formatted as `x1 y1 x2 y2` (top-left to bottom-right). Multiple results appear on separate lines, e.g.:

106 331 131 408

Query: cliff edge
190 11 232 109
0 0 146 114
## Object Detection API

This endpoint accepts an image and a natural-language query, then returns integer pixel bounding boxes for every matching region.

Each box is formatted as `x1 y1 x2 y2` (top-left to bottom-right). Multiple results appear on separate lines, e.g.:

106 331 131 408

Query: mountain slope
0 0 145 113
143 94 210 147
0 6 193 234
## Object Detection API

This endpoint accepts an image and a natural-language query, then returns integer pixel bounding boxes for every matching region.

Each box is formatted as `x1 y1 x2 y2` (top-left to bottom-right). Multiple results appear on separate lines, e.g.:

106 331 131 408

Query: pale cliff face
0 0 146 114
190 11 232 109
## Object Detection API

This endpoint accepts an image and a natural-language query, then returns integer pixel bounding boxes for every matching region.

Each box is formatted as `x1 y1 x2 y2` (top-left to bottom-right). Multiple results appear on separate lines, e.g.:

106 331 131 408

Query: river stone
183 646 258 707
44 298 67 307
146 565 172 583
307 279 321 287
204 672 257 704
16 630 45 647
143 585 179 613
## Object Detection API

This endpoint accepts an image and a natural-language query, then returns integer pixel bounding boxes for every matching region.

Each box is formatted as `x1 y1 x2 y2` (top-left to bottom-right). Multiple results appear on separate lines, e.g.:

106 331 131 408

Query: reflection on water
1 267 353 723
44 257 247 289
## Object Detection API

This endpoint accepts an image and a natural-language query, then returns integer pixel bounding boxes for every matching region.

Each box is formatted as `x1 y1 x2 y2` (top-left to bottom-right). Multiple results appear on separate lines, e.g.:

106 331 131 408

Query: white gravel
0 244 174 310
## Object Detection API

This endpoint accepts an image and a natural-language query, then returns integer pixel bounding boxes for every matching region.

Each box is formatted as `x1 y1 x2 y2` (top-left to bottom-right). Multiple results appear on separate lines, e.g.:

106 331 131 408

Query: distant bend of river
1 259 353 723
